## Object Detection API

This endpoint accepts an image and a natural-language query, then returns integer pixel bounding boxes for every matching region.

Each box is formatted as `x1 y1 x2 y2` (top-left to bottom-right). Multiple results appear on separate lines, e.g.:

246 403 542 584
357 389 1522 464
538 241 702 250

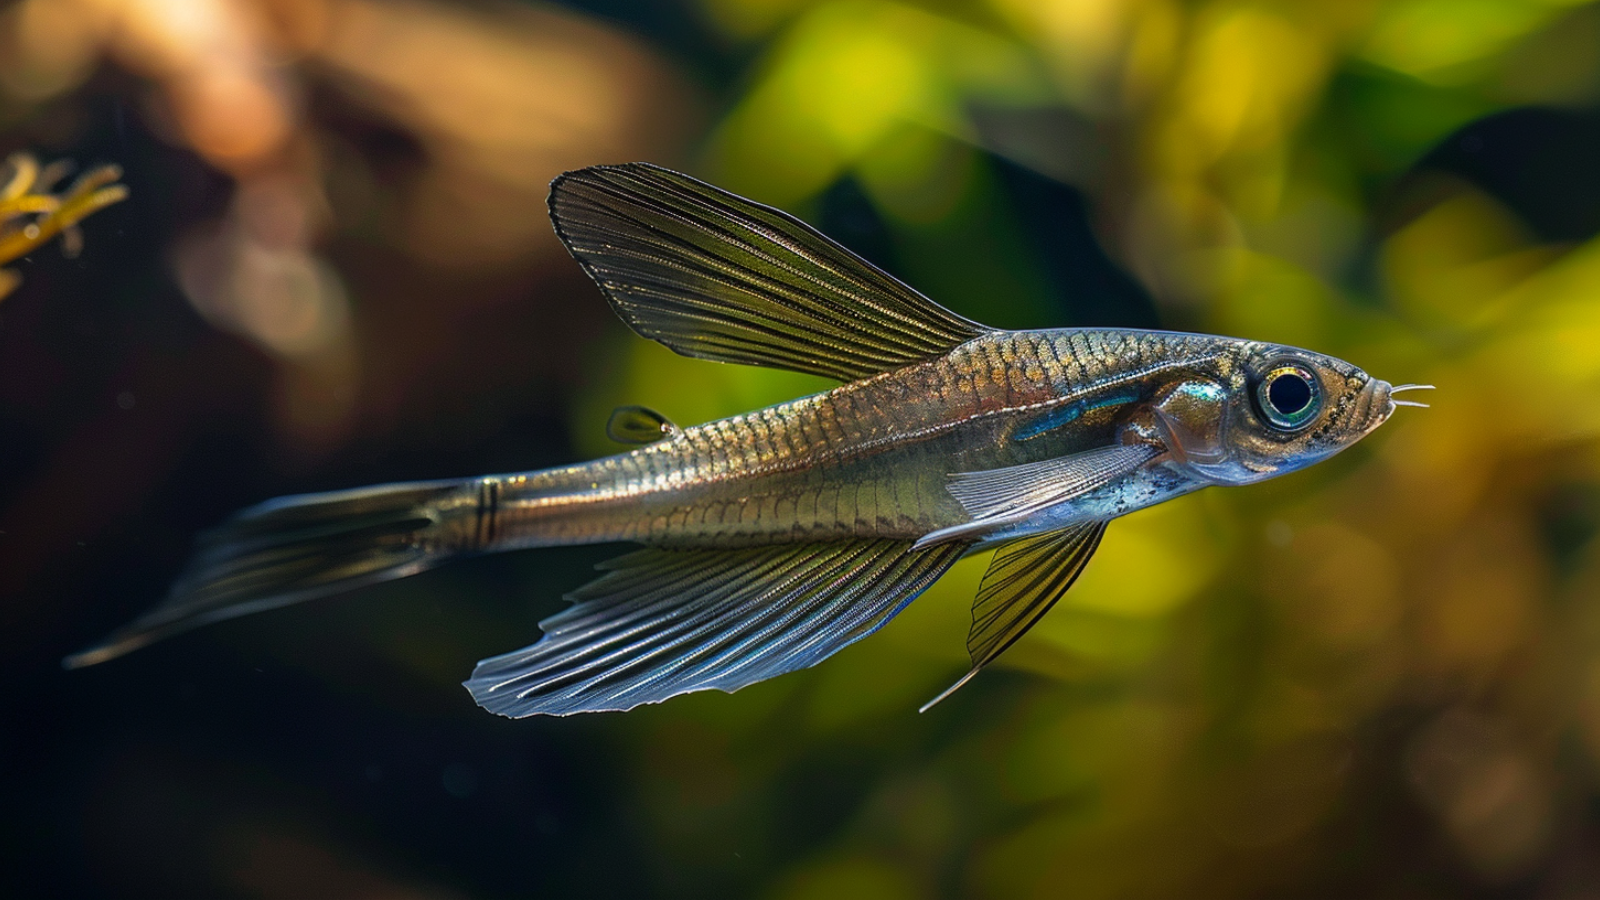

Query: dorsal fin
548 163 991 381
606 405 680 445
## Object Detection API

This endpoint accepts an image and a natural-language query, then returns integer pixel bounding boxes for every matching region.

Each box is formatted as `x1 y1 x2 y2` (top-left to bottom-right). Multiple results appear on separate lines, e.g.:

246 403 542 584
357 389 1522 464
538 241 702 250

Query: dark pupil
1268 373 1312 415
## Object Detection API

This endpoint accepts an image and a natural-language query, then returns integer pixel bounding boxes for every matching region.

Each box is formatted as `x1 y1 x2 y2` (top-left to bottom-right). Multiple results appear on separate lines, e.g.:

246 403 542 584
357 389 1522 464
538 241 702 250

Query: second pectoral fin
921 522 1107 711
913 443 1155 548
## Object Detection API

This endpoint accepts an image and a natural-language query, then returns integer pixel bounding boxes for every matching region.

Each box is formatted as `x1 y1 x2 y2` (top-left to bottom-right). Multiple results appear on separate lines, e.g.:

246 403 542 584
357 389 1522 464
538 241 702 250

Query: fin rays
466 539 966 717
914 444 1154 548
63 481 466 670
968 523 1106 668
921 523 1107 710
549 164 989 381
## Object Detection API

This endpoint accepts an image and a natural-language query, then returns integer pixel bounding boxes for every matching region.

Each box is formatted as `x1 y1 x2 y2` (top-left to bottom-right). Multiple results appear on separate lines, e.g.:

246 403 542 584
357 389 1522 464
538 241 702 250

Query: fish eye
1257 364 1321 430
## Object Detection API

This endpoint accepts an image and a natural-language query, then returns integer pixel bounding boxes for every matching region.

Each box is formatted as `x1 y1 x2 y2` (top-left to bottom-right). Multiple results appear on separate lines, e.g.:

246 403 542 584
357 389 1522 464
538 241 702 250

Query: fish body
66 164 1415 718
443 329 1384 553
470 328 1200 550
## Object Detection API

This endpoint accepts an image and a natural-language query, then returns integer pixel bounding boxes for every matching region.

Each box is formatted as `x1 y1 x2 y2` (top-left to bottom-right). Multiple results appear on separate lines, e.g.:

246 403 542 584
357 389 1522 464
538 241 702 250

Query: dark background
4 1 1600 897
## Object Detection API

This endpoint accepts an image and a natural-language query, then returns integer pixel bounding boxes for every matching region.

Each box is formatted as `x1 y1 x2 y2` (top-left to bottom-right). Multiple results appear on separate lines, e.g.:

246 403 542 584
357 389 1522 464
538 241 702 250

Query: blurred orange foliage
2 0 697 450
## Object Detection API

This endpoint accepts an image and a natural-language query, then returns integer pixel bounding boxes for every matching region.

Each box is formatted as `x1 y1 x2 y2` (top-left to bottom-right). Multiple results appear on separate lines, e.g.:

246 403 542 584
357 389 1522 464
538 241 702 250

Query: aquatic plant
0 153 127 301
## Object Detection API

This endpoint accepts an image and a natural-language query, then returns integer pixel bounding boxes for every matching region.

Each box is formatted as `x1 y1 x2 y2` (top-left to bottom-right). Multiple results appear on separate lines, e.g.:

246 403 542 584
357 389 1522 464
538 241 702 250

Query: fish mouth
1355 379 1396 438
1358 379 1433 437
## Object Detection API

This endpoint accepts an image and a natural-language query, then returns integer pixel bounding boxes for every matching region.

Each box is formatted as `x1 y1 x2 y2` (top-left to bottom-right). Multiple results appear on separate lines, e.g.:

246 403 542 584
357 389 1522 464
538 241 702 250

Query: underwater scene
5 0 1600 897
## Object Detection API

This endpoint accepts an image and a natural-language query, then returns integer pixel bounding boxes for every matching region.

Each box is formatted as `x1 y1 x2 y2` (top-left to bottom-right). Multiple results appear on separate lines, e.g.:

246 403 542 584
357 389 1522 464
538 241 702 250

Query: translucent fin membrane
914 444 1153 548
466 538 966 717
64 480 466 669
922 522 1106 711
548 163 990 382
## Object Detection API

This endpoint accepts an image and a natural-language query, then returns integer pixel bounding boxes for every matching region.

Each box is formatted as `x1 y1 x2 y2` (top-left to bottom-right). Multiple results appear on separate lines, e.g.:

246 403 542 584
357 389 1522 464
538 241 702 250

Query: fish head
1153 342 1396 486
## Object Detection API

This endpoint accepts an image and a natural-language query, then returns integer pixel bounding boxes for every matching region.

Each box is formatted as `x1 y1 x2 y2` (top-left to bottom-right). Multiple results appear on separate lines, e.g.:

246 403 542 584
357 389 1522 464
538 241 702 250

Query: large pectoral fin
920 522 1107 712
549 164 991 381
466 538 966 717
913 443 1156 549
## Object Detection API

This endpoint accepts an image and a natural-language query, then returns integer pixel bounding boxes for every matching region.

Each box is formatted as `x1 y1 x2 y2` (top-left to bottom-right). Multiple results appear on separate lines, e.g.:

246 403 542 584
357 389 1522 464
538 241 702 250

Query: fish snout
1373 378 1395 426
1363 379 1435 436
1352 378 1395 439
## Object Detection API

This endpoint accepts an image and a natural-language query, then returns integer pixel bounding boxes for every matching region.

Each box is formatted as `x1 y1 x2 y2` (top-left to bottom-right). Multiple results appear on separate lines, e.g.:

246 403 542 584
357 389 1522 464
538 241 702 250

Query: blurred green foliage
568 0 1600 895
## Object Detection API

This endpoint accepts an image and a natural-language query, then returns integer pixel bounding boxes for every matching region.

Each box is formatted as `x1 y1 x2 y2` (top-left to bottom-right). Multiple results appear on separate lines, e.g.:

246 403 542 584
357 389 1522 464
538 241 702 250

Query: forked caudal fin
63 480 473 669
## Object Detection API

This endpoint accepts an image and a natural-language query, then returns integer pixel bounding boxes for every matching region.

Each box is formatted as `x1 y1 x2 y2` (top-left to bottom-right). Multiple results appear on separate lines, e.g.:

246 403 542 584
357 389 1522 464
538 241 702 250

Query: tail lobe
63 479 473 669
